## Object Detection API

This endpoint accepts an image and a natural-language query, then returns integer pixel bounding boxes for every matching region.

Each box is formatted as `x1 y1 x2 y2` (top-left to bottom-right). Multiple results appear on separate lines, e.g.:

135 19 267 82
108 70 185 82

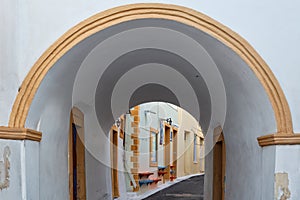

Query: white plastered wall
177 108 204 177
1 1 300 131
137 103 178 179
274 146 300 200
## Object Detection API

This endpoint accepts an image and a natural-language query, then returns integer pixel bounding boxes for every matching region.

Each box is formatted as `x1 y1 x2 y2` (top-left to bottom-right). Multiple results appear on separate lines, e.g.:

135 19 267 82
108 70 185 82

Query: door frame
213 126 226 200
163 123 171 182
171 127 178 179
110 125 120 199
69 107 86 200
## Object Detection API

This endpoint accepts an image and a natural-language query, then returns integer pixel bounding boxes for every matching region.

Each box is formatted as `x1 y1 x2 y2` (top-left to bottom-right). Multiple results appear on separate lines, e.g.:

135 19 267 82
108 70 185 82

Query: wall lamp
166 118 172 125
116 119 121 127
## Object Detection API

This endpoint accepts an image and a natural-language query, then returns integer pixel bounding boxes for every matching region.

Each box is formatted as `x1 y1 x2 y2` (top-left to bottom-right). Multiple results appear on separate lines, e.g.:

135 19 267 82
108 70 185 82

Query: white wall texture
274 146 300 200
204 45 276 199
0 140 39 199
1 0 300 130
0 140 23 200
177 108 204 177
137 102 179 173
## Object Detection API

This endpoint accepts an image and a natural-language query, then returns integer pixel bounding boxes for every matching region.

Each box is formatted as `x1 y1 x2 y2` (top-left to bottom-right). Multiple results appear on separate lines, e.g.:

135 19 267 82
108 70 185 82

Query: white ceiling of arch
27 18 276 144
73 21 226 134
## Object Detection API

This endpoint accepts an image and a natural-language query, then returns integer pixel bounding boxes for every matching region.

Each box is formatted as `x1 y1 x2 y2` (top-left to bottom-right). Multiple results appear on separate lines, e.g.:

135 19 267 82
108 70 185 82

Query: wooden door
184 131 191 174
164 124 171 182
213 129 226 200
110 126 120 199
69 108 86 200
172 128 178 178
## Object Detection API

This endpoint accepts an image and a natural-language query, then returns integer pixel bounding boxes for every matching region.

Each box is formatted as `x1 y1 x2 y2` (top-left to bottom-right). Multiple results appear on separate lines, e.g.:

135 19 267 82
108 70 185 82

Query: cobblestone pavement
144 175 204 200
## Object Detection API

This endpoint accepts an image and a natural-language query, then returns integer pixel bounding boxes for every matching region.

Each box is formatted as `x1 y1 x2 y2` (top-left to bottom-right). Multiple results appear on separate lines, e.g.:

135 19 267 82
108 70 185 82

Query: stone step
126 192 138 200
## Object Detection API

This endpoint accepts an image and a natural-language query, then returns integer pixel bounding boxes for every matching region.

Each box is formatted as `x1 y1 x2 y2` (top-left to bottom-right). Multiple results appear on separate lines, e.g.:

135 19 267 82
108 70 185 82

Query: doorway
110 125 120 199
69 108 86 200
164 123 171 182
184 131 192 174
171 127 178 180
213 128 226 200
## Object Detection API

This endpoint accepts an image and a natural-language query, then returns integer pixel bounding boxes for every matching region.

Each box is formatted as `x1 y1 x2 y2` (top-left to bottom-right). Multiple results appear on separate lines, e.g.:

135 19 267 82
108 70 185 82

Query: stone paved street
144 175 204 200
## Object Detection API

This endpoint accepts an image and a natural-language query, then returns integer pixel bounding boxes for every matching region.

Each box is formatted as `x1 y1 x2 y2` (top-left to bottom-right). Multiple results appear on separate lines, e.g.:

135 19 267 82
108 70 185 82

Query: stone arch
8 3 294 141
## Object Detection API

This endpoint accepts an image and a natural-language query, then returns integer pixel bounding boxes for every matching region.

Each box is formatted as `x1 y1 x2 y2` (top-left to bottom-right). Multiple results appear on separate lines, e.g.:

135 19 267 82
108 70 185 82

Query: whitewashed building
114 103 204 198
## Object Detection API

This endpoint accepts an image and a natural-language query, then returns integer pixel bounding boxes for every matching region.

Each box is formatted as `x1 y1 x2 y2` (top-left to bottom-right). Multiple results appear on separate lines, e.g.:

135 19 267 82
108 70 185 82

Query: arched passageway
6 4 296 200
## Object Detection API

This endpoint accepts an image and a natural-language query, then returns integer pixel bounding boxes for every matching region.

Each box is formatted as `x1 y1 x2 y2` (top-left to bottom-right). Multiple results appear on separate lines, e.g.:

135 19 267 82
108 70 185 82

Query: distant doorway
164 123 171 182
110 125 120 199
213 128 226 200
171 127 178 180
184 131 191 174
69 108 86 200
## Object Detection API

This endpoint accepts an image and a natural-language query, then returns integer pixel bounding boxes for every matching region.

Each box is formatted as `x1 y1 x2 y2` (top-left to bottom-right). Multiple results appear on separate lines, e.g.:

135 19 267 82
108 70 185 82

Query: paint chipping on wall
275 172 291 200
0 146 11 190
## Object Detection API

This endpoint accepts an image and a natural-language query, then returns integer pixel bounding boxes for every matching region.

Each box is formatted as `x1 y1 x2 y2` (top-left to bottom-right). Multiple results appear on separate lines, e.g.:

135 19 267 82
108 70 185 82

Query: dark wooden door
213 132 225 200
69 108 86 200
111 127 119 198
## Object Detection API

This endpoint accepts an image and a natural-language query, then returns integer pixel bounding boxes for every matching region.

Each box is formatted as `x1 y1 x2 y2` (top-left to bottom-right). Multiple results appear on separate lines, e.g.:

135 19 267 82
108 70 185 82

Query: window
184 131 188 140
149 128 158 167
119 115 124 140
193 134 197 163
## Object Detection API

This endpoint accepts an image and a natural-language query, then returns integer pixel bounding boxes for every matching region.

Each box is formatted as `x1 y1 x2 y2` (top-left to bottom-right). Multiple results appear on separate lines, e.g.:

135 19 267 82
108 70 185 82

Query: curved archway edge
6 3 300 146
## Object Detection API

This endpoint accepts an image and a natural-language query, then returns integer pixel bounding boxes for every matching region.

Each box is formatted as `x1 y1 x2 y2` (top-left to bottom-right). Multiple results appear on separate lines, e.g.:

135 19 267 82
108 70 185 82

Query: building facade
118 103 204 197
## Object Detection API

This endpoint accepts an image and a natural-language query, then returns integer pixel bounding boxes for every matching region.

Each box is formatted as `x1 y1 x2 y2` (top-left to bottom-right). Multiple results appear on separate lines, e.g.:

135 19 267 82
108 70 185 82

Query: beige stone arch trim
0 126 42 141
7 3 296 145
